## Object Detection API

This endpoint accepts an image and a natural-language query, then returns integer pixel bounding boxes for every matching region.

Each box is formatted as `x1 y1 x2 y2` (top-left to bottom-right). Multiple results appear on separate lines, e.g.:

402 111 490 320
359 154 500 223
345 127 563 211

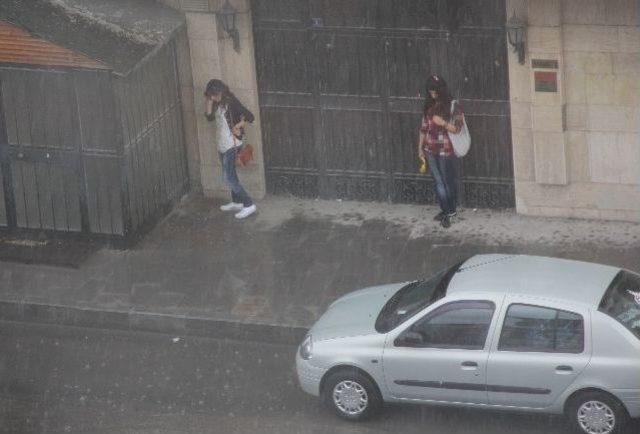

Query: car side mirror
395 330 424 347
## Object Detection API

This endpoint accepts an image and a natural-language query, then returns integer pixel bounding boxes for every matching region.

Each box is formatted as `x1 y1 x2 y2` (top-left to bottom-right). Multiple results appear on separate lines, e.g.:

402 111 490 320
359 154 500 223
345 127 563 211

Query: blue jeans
426 154 457 214
219 147 253 207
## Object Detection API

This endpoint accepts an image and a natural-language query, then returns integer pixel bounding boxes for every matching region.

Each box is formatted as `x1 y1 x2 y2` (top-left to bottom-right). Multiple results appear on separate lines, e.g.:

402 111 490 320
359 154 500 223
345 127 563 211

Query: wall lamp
506 12 526 65
216 0 240 52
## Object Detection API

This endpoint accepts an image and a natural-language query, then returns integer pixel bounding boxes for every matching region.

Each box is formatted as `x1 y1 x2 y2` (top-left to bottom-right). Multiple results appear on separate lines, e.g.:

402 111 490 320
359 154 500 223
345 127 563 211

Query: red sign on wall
534 71 557 92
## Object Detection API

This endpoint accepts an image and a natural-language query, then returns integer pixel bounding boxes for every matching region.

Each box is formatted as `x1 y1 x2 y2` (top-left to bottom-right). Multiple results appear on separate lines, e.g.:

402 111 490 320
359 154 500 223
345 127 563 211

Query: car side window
498 304 584 353
395 301 495 350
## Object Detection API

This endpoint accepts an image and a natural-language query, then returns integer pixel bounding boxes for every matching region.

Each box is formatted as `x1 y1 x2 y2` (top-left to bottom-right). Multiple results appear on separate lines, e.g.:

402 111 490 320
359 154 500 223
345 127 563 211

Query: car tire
322 369 382 421
566 391 630 434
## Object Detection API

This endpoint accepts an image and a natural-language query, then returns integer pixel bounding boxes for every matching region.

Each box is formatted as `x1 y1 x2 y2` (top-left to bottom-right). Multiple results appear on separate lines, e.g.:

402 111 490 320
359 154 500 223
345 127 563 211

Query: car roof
447 254 621 308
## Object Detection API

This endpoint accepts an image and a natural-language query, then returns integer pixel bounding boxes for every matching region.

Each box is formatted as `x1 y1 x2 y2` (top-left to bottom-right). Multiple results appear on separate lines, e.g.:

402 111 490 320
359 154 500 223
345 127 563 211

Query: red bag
235 144 254 167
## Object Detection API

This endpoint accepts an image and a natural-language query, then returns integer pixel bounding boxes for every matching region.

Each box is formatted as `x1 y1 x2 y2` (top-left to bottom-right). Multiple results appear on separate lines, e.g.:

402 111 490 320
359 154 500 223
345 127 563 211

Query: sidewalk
1 194 639 344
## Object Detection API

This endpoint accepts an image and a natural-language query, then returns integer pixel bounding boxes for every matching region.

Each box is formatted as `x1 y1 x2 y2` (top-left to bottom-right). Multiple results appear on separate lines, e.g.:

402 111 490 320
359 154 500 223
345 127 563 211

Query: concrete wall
174 27 201 191
507 0 640 221
157 0 265 200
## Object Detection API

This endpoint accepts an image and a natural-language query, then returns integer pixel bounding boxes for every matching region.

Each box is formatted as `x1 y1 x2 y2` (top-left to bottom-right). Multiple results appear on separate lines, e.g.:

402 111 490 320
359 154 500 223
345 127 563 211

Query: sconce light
216 0 240 52
506 12 526 65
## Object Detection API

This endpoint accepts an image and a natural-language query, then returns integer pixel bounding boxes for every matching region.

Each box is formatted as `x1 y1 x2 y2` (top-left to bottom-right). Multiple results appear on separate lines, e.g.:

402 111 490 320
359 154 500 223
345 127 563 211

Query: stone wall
157 0 265 200
174 27 201 190
508 0 640 221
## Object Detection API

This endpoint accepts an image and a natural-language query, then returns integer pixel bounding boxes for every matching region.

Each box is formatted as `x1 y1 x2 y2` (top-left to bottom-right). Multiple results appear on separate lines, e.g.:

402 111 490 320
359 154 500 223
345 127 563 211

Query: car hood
310 282 408 341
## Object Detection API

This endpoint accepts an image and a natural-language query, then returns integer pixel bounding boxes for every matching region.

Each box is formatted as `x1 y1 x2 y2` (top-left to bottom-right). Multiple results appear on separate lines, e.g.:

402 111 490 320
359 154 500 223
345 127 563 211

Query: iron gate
0 68 89 232
252 0 515 208
0 36 189 237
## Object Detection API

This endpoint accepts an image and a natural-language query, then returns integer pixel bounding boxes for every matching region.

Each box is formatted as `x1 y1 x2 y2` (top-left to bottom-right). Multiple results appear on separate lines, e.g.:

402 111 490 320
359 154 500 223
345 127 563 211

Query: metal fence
0 32 189 239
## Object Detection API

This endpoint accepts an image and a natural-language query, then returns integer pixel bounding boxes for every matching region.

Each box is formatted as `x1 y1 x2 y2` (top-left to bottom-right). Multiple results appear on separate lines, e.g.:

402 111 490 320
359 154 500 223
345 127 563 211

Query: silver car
296 254 640 434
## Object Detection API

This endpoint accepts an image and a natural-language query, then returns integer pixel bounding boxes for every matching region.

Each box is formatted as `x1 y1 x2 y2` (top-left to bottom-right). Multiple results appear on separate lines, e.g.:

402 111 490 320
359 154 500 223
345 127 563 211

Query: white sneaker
234 204 257 219
220 202 243 212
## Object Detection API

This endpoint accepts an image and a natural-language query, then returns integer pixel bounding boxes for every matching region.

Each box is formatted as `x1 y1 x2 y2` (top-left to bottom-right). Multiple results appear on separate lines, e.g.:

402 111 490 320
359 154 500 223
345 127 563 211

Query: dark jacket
205 94 254 139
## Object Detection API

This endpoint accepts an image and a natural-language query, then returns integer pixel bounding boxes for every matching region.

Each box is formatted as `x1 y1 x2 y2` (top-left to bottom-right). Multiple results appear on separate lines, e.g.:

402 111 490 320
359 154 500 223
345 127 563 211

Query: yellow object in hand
418 155 427 174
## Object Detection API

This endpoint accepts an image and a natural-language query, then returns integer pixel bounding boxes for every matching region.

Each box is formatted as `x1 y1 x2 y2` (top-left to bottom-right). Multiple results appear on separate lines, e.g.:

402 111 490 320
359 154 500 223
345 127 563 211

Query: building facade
508 0 640 221
166 0 640 222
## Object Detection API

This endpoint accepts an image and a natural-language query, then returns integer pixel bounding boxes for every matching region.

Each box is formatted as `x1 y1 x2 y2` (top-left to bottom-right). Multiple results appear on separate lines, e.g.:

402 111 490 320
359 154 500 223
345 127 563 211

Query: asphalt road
0 321 612 434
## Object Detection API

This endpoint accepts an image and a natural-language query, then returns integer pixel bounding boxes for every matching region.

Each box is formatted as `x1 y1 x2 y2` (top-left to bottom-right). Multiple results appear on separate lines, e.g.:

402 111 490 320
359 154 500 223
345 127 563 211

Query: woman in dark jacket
204 79 256 219
418 74 464 228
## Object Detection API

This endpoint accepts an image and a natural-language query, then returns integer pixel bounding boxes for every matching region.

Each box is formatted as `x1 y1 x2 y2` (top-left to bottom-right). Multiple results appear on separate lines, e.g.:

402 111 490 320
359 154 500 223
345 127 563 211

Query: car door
486 297 592 409
382 295 503 404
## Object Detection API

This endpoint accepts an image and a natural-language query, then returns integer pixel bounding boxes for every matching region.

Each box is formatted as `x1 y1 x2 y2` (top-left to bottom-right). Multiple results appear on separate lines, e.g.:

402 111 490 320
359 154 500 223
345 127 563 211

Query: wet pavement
0 320 593 434
0 194 639 341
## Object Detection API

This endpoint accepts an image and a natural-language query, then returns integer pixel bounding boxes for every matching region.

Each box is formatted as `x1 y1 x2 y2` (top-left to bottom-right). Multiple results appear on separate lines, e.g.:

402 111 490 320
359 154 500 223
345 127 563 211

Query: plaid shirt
420 102 464 157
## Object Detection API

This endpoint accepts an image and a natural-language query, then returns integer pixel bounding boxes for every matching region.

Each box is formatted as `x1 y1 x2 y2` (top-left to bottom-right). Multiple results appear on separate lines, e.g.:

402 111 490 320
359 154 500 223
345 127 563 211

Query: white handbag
448 99 471 157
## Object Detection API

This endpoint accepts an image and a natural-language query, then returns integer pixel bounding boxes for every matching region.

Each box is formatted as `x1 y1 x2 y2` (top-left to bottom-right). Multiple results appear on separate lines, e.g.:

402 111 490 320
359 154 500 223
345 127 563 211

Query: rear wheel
566 391 630 434
321 369 382 421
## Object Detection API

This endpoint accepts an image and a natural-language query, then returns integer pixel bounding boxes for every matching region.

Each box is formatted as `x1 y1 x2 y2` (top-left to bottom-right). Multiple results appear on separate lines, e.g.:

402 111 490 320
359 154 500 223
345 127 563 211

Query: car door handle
555 365 573 374
461 361 478 370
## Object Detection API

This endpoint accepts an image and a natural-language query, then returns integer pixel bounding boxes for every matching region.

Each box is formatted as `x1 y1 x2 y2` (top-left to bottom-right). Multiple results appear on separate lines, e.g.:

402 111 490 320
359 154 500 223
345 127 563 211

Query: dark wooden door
0 66 126 235
253 0 515 208
0 68 84 232
0 76 8 228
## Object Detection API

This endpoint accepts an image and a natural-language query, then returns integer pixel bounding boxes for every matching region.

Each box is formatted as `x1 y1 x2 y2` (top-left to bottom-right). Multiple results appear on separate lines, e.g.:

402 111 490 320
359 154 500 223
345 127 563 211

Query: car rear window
498 304 584 353
599 270 640 340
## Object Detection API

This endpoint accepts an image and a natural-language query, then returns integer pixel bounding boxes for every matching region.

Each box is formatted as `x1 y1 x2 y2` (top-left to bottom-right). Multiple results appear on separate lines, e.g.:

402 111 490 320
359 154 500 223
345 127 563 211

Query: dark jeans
219 147 253 207
426 153 457 214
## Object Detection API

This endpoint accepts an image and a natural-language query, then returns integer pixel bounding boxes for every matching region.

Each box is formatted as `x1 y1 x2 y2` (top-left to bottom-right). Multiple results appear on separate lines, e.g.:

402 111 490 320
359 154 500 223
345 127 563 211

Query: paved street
1 195 639 341
1 196 639 433
0 320 592 434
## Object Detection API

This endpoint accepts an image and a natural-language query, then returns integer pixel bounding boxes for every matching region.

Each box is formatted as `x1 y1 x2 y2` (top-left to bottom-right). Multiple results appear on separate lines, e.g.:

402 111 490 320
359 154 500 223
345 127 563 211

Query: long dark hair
423 74 453 120
204 78 234 109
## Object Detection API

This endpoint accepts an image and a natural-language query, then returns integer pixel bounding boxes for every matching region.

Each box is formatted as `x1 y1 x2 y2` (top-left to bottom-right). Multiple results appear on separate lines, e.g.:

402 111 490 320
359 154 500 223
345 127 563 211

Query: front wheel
322 369 382 421
566 391 630 434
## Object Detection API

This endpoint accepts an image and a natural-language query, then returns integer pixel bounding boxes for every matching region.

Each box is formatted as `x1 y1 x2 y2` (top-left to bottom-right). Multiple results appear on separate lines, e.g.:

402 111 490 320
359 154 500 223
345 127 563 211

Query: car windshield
599 270 640 340
375 262 462 333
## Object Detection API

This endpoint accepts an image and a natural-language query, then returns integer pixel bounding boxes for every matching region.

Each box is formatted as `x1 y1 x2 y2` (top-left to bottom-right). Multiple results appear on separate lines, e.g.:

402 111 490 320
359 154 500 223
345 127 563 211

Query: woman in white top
204 79 256 219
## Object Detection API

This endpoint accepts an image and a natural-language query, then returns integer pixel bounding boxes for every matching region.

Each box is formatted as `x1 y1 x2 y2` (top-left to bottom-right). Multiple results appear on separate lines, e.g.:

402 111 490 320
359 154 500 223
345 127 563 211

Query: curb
0 301 308 346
